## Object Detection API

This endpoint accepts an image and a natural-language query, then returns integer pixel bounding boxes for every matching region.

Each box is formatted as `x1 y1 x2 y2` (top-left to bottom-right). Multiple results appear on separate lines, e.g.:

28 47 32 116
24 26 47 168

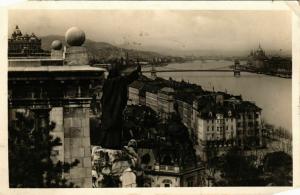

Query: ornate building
8 25 50 57
247 44 269 69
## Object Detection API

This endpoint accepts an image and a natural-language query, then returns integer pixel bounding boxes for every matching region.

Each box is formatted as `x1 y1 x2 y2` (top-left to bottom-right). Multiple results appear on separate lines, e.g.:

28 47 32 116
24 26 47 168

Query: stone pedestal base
65 46 89 65
51 49 63 59
91 146 139 188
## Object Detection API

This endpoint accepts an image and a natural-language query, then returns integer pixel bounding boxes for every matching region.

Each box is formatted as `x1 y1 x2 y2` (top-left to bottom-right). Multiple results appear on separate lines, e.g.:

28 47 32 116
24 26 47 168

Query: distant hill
41 35 166 62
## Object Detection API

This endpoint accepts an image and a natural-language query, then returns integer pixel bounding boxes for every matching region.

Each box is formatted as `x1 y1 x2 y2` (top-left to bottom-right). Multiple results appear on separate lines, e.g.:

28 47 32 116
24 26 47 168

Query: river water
142 60 292 132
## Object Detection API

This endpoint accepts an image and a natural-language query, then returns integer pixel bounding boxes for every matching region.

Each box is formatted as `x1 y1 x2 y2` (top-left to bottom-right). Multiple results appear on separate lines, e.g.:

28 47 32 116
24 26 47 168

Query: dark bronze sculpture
100 60 141 149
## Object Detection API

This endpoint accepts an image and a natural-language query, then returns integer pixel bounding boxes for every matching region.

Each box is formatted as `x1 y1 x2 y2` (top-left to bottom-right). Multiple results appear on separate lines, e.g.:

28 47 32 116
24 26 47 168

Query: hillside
41 35 165 62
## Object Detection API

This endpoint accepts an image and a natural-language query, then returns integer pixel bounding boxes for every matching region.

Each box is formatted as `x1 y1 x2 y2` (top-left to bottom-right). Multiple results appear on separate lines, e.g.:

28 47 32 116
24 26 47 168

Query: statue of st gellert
99 60 141 149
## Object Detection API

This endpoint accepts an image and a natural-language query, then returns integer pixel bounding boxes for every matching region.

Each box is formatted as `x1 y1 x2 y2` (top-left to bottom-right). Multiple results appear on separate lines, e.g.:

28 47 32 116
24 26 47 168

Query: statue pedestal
91 146 139 187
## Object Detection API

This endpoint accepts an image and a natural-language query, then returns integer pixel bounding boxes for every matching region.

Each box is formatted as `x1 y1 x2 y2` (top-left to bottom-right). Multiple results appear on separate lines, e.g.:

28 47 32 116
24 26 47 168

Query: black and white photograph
5 6 295 190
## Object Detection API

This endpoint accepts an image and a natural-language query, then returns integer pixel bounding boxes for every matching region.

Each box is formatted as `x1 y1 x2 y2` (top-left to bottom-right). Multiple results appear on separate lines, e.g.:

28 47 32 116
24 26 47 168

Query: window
226 126 228 130
162 179 172 187
255 113 259 118
228 110 232 117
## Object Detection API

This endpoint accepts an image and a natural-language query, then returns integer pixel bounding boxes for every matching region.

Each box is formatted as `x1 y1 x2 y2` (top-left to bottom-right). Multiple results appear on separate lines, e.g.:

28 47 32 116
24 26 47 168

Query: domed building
8 25 49 57
247 44 269 69
11 25 22 39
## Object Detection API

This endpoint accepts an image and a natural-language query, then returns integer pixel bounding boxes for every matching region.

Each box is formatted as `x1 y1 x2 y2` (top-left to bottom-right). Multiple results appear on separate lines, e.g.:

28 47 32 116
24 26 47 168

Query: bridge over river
142 63 243 76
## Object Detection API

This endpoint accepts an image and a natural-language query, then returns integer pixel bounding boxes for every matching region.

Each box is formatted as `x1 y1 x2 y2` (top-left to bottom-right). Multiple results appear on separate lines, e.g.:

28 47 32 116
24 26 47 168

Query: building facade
146 91 159 113
247 44 268 69
128 77 264 162
8 25 49 57
157 87 175 122
8 27 106 187
138 146 205 187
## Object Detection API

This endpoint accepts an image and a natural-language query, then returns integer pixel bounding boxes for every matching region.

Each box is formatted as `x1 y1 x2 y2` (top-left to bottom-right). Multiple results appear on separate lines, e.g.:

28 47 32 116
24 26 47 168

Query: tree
123 105 160 141
9 111 79 187
215 147 264 186
263 151 292 186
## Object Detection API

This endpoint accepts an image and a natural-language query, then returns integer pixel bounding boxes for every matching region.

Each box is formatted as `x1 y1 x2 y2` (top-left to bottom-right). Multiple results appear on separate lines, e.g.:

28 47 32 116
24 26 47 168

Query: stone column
63 106 92 187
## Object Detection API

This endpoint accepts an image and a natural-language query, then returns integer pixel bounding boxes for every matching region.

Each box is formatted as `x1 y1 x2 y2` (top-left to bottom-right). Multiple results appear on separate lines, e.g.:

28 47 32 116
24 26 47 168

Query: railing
154 165 180 173
142 69 240 73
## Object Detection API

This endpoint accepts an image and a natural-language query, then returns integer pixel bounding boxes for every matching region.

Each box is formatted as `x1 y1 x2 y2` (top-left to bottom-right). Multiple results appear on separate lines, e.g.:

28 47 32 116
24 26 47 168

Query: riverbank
229 65 292 79
143 60 292 132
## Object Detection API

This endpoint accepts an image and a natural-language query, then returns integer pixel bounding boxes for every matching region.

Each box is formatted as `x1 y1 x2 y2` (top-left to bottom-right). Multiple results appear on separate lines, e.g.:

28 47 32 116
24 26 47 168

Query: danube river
143 60 292 132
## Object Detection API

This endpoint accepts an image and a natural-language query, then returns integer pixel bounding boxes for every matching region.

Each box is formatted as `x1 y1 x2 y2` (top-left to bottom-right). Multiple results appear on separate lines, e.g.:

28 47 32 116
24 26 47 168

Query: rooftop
160 87 175 94
8 65 106 72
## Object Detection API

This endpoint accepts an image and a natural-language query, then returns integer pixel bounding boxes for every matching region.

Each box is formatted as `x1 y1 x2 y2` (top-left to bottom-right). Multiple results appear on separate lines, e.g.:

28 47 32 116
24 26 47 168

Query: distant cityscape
8 25 292 188
8 25 291 79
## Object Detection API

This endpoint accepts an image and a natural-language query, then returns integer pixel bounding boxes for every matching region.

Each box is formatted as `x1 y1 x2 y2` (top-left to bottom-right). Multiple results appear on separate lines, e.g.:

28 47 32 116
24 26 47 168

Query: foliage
123 104 196 167
263 151 292 186
124 105 159 128
9 112 79 188
211 148 292 186
214 147 264 186
123 105 160 141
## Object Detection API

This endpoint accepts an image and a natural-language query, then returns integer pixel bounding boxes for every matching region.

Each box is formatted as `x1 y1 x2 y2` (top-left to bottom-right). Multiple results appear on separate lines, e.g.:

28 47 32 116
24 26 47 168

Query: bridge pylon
234 59 241 77
150 64 157 80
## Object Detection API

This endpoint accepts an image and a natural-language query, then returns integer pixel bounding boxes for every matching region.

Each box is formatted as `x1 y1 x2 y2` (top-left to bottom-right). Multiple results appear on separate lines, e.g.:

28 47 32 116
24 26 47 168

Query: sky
8 10 292 56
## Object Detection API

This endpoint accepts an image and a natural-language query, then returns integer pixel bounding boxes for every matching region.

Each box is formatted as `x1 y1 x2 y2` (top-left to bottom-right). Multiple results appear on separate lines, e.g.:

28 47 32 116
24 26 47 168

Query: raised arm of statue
125 64 141 84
